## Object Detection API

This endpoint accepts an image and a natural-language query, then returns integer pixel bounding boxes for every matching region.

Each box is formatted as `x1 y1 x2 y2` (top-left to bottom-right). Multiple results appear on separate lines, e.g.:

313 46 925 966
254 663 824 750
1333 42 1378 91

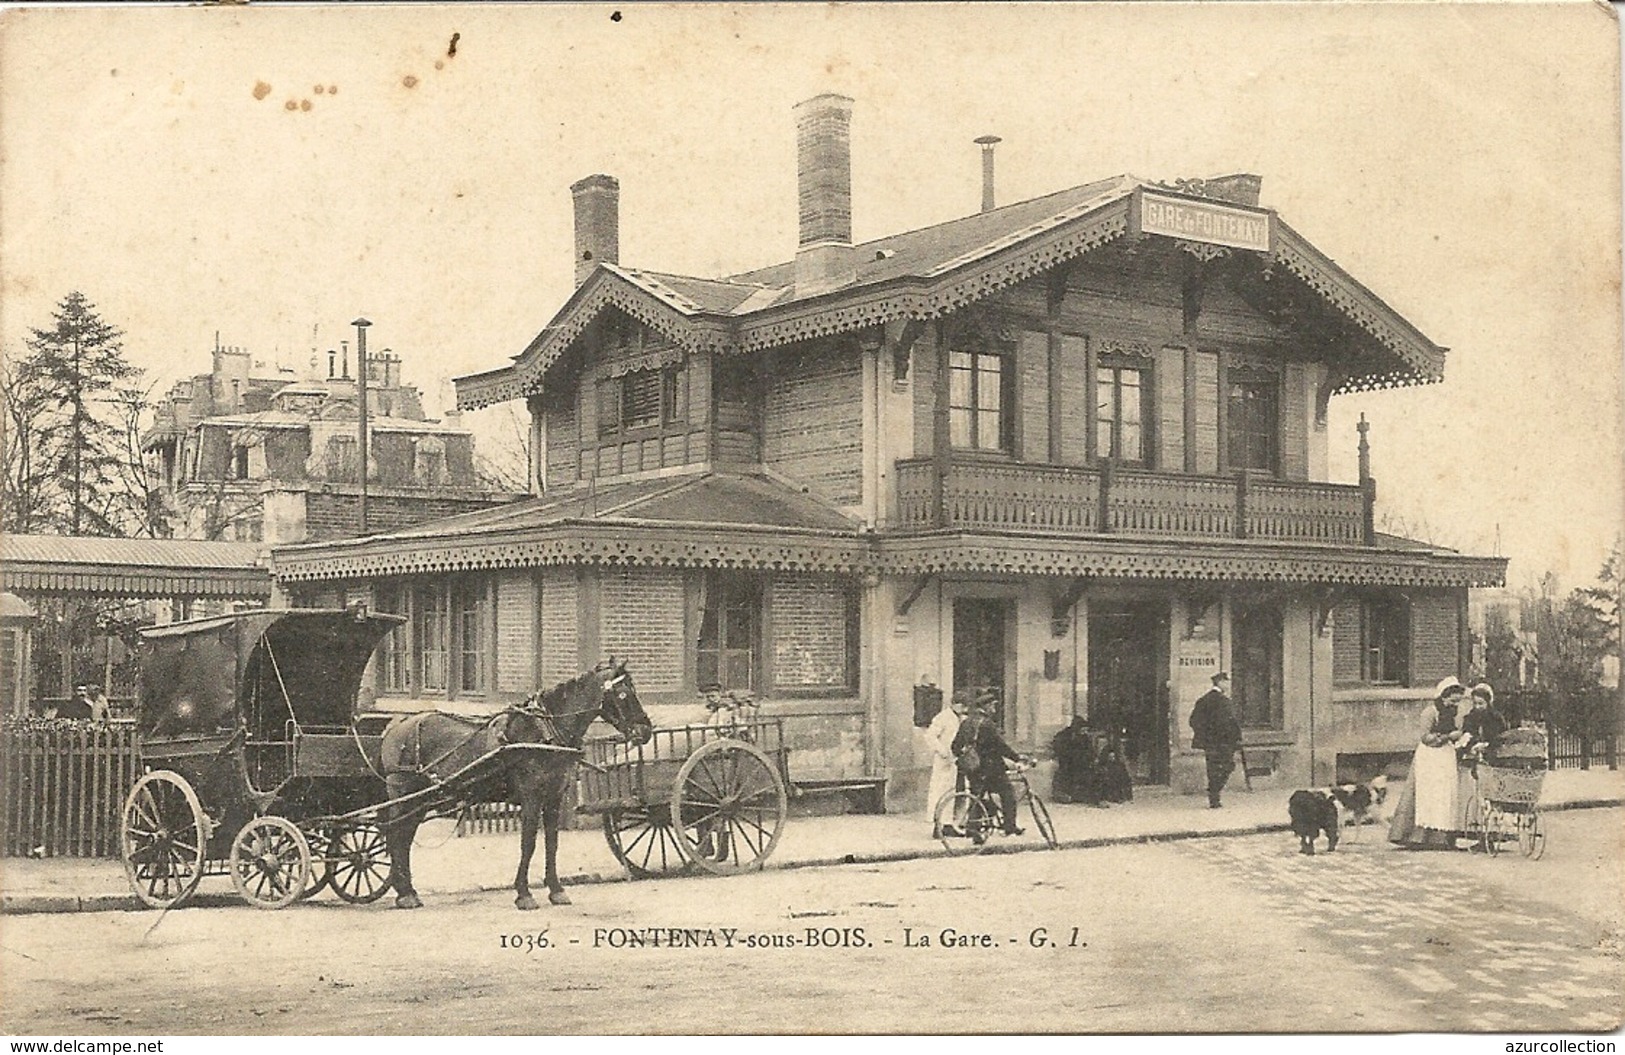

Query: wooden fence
1 720 141 858
0 720 531 858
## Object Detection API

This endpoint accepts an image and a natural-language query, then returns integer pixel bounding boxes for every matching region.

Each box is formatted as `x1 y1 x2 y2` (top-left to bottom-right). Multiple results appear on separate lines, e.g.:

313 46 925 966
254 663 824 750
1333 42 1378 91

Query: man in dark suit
1189 672 1241 809
952 691 1031 835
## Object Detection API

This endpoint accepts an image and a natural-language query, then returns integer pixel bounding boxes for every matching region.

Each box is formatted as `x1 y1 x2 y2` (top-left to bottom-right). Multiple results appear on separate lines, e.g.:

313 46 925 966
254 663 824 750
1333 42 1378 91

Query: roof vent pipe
976 135 1002 213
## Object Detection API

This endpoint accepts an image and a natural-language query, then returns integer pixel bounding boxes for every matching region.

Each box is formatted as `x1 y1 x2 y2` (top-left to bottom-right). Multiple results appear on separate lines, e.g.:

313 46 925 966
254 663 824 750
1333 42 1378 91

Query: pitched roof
282 470 858 547
456 174 1447 411
270 471 866 581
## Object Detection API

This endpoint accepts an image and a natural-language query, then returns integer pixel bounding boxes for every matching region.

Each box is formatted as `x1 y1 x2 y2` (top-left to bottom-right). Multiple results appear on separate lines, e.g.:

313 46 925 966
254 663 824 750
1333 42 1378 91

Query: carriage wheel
1028 796 1059 850
1518 811 1546 860
604 806 693 878
670 739 787 875
328 823 394 903
121 771 209 910
934 791 994 855
229 816 311 910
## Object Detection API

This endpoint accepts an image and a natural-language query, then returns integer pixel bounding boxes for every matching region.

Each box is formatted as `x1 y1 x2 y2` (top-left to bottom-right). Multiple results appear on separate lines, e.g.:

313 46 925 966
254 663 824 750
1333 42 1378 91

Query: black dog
1288 789 1340 855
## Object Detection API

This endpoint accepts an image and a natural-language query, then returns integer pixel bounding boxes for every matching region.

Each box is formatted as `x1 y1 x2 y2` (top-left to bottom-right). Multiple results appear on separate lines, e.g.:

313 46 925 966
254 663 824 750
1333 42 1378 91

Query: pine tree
17 292 139 535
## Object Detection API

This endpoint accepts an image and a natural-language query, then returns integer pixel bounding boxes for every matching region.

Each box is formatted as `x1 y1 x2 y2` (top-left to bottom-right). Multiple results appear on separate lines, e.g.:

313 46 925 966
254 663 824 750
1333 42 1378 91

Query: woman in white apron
1388 677 1470 849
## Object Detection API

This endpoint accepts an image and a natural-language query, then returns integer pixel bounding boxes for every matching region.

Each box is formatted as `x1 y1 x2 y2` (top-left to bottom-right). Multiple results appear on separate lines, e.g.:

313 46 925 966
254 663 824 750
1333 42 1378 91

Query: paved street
1182 818 1624 1033
1 809 1619 1035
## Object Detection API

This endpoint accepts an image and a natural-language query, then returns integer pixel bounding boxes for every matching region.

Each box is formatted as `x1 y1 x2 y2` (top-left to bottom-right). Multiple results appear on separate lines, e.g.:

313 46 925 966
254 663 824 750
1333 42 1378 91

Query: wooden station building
271 96 1506 803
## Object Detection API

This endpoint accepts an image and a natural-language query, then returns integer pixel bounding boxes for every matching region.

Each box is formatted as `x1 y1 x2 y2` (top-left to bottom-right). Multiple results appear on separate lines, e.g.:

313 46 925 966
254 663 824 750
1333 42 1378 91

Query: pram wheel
1518 811 1546 859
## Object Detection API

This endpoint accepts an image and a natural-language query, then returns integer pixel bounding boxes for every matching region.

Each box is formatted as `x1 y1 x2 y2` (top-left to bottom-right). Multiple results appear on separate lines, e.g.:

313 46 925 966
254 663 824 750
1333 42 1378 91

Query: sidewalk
5 768 1620 914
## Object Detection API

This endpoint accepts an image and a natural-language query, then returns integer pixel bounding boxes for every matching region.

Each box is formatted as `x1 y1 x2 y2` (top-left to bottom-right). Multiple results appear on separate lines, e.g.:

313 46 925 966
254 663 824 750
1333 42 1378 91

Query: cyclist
952 690 1033 836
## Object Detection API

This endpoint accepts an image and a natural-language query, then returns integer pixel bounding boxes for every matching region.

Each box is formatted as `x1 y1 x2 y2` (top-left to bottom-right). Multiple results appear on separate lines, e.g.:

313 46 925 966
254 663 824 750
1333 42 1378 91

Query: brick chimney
571 174 620 287
793 94 855 296
1203 173 1263 207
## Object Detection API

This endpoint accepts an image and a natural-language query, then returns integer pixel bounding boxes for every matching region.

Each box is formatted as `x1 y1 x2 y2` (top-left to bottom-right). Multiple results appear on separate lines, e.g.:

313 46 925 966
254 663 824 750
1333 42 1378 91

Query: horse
378 659 652 910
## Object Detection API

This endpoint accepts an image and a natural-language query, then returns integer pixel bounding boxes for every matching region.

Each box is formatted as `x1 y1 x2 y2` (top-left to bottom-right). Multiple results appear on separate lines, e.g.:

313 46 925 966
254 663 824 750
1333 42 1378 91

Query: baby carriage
1468 725 1547 858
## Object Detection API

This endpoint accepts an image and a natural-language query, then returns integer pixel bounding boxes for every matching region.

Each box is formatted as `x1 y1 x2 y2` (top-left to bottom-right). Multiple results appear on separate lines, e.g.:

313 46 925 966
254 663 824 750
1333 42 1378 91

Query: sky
0 2 1620 590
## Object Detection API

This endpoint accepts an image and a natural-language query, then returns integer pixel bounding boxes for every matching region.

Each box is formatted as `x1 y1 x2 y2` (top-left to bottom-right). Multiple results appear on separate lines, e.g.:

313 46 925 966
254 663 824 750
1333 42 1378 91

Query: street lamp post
352 317 371 535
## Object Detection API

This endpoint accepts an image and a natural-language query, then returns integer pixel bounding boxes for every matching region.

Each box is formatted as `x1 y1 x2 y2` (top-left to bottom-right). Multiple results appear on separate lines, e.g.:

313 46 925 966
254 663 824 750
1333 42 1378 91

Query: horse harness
385 690 596 780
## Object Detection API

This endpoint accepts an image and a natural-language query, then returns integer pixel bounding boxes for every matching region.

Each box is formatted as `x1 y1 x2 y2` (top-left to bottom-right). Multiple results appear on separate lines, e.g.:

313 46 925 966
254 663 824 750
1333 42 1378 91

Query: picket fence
0 721 525 859
1 721 142 859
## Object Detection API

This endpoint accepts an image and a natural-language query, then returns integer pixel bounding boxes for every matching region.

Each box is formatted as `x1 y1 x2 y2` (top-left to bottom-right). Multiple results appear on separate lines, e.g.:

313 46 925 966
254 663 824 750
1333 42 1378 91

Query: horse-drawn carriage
122 608 653 911
578 716 790 877
121 608 406 909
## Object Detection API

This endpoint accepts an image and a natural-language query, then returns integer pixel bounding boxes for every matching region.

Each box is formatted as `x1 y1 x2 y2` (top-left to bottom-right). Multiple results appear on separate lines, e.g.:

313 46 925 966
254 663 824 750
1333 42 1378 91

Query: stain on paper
253 81 271 100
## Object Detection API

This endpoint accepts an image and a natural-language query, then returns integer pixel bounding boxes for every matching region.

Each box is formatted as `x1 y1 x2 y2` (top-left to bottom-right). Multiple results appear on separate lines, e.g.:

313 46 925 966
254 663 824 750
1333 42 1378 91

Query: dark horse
378 659 652 910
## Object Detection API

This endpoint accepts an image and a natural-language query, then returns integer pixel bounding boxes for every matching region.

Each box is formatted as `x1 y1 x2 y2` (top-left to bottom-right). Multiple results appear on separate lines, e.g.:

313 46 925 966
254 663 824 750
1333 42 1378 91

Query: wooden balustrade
894 458 1367 545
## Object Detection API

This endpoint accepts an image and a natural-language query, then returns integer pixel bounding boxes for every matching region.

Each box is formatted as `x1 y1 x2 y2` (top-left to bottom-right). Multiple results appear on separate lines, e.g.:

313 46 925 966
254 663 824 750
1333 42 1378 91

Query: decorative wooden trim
459 196 1446 413
876 534 1508 589
273 521 871 582
1272 225 1446 389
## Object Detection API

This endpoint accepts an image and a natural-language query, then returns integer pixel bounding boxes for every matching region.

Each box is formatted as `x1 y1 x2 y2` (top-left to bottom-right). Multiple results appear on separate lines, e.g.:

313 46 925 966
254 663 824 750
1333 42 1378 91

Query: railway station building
270 96 1505 805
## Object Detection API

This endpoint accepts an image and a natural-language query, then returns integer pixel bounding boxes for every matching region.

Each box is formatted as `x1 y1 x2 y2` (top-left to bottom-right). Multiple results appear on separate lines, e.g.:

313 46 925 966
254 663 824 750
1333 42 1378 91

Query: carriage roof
136 608 404 743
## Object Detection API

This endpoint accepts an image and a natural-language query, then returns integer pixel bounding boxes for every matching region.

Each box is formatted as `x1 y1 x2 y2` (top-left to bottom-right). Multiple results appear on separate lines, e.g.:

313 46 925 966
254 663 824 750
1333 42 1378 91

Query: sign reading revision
1136 190 1271 252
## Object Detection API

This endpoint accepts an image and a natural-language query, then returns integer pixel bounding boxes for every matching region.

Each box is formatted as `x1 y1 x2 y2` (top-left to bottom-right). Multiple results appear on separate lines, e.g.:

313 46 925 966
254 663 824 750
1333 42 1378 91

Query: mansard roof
456 176 1448 410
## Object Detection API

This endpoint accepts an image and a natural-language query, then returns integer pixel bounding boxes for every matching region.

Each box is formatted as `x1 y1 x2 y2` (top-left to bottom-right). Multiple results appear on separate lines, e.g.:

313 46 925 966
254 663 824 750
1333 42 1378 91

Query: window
232 445 250 480
376 584 408 694
1362 597 1409 685
1227 375 1279 473
414 584 450 693
598 367 684 437
455 581 487 694
949 348 1011 451
377 578 491 698
325 436 358 481
696 573 760 691
1096 363 1149 463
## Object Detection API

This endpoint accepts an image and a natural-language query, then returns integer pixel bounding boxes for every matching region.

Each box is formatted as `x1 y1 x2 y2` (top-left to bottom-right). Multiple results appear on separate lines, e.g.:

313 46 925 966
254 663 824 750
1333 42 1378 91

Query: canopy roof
457 177 1447 410
0 533 271 599
137 608 403 743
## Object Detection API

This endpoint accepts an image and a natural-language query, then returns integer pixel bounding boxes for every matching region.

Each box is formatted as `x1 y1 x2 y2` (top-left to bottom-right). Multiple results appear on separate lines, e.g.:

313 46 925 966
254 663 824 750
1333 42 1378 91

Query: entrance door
1087 602 1169 784
952 598 1011 729
1233 603 1283 729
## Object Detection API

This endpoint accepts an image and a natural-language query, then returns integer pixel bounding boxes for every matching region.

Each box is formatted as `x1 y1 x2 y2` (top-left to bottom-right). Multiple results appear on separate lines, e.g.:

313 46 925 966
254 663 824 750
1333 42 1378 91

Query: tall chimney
975 135 1001 213
793 93 855 295
571 174 620 287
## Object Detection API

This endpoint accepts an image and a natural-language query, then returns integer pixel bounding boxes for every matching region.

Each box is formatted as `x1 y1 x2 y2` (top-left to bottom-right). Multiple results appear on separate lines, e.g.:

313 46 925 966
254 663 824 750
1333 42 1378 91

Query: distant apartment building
142 340 519 544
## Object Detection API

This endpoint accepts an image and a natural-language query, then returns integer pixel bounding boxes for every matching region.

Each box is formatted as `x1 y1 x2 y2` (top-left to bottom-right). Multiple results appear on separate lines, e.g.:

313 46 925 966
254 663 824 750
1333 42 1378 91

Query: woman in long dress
1388 677 1470 849
926 691 967 836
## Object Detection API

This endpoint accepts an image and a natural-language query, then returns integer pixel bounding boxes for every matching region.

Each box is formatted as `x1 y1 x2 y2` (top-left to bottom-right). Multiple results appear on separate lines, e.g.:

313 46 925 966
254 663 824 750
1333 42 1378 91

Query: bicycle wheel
1027 795 1058 849
934 792 993 855
1518 810 1546 860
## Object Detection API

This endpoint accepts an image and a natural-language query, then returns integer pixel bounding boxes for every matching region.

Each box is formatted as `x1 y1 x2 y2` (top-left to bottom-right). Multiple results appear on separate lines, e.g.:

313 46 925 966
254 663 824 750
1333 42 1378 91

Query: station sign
1131 188 1273 253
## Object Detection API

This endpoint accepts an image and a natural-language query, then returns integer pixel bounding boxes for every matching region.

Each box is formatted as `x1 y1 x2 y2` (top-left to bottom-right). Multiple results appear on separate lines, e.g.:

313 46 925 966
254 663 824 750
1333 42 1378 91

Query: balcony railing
894 457 1368 545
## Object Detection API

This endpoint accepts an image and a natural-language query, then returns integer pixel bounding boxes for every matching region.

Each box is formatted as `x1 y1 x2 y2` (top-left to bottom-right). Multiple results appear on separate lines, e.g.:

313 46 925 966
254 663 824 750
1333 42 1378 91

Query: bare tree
0 353 65 533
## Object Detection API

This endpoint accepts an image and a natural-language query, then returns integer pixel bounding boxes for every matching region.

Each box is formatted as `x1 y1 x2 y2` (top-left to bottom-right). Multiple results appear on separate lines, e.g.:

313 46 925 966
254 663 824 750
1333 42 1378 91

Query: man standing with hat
1189 672 1242 809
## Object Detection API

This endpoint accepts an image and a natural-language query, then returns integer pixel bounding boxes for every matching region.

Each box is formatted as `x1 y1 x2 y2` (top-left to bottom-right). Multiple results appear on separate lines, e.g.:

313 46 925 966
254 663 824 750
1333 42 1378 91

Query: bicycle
934 761 1058 854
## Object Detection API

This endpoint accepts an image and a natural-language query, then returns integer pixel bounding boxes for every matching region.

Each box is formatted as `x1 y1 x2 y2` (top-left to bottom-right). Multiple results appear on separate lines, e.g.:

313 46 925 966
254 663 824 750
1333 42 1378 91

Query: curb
5 797 1620 916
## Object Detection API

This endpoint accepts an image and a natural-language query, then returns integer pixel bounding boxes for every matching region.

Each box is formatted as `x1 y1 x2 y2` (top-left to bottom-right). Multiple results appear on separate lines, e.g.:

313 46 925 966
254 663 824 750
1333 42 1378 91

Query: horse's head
598 658 653 745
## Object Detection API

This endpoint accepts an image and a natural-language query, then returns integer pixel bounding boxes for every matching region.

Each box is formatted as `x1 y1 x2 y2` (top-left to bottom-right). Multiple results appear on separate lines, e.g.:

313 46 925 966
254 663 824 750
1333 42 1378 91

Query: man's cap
1211 672 1230 684
974 689 1000 705
699 682 723 693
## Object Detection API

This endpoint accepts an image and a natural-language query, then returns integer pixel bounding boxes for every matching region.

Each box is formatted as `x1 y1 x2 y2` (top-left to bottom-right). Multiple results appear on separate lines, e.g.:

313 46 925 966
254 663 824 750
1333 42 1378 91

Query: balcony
894 457 1369 545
